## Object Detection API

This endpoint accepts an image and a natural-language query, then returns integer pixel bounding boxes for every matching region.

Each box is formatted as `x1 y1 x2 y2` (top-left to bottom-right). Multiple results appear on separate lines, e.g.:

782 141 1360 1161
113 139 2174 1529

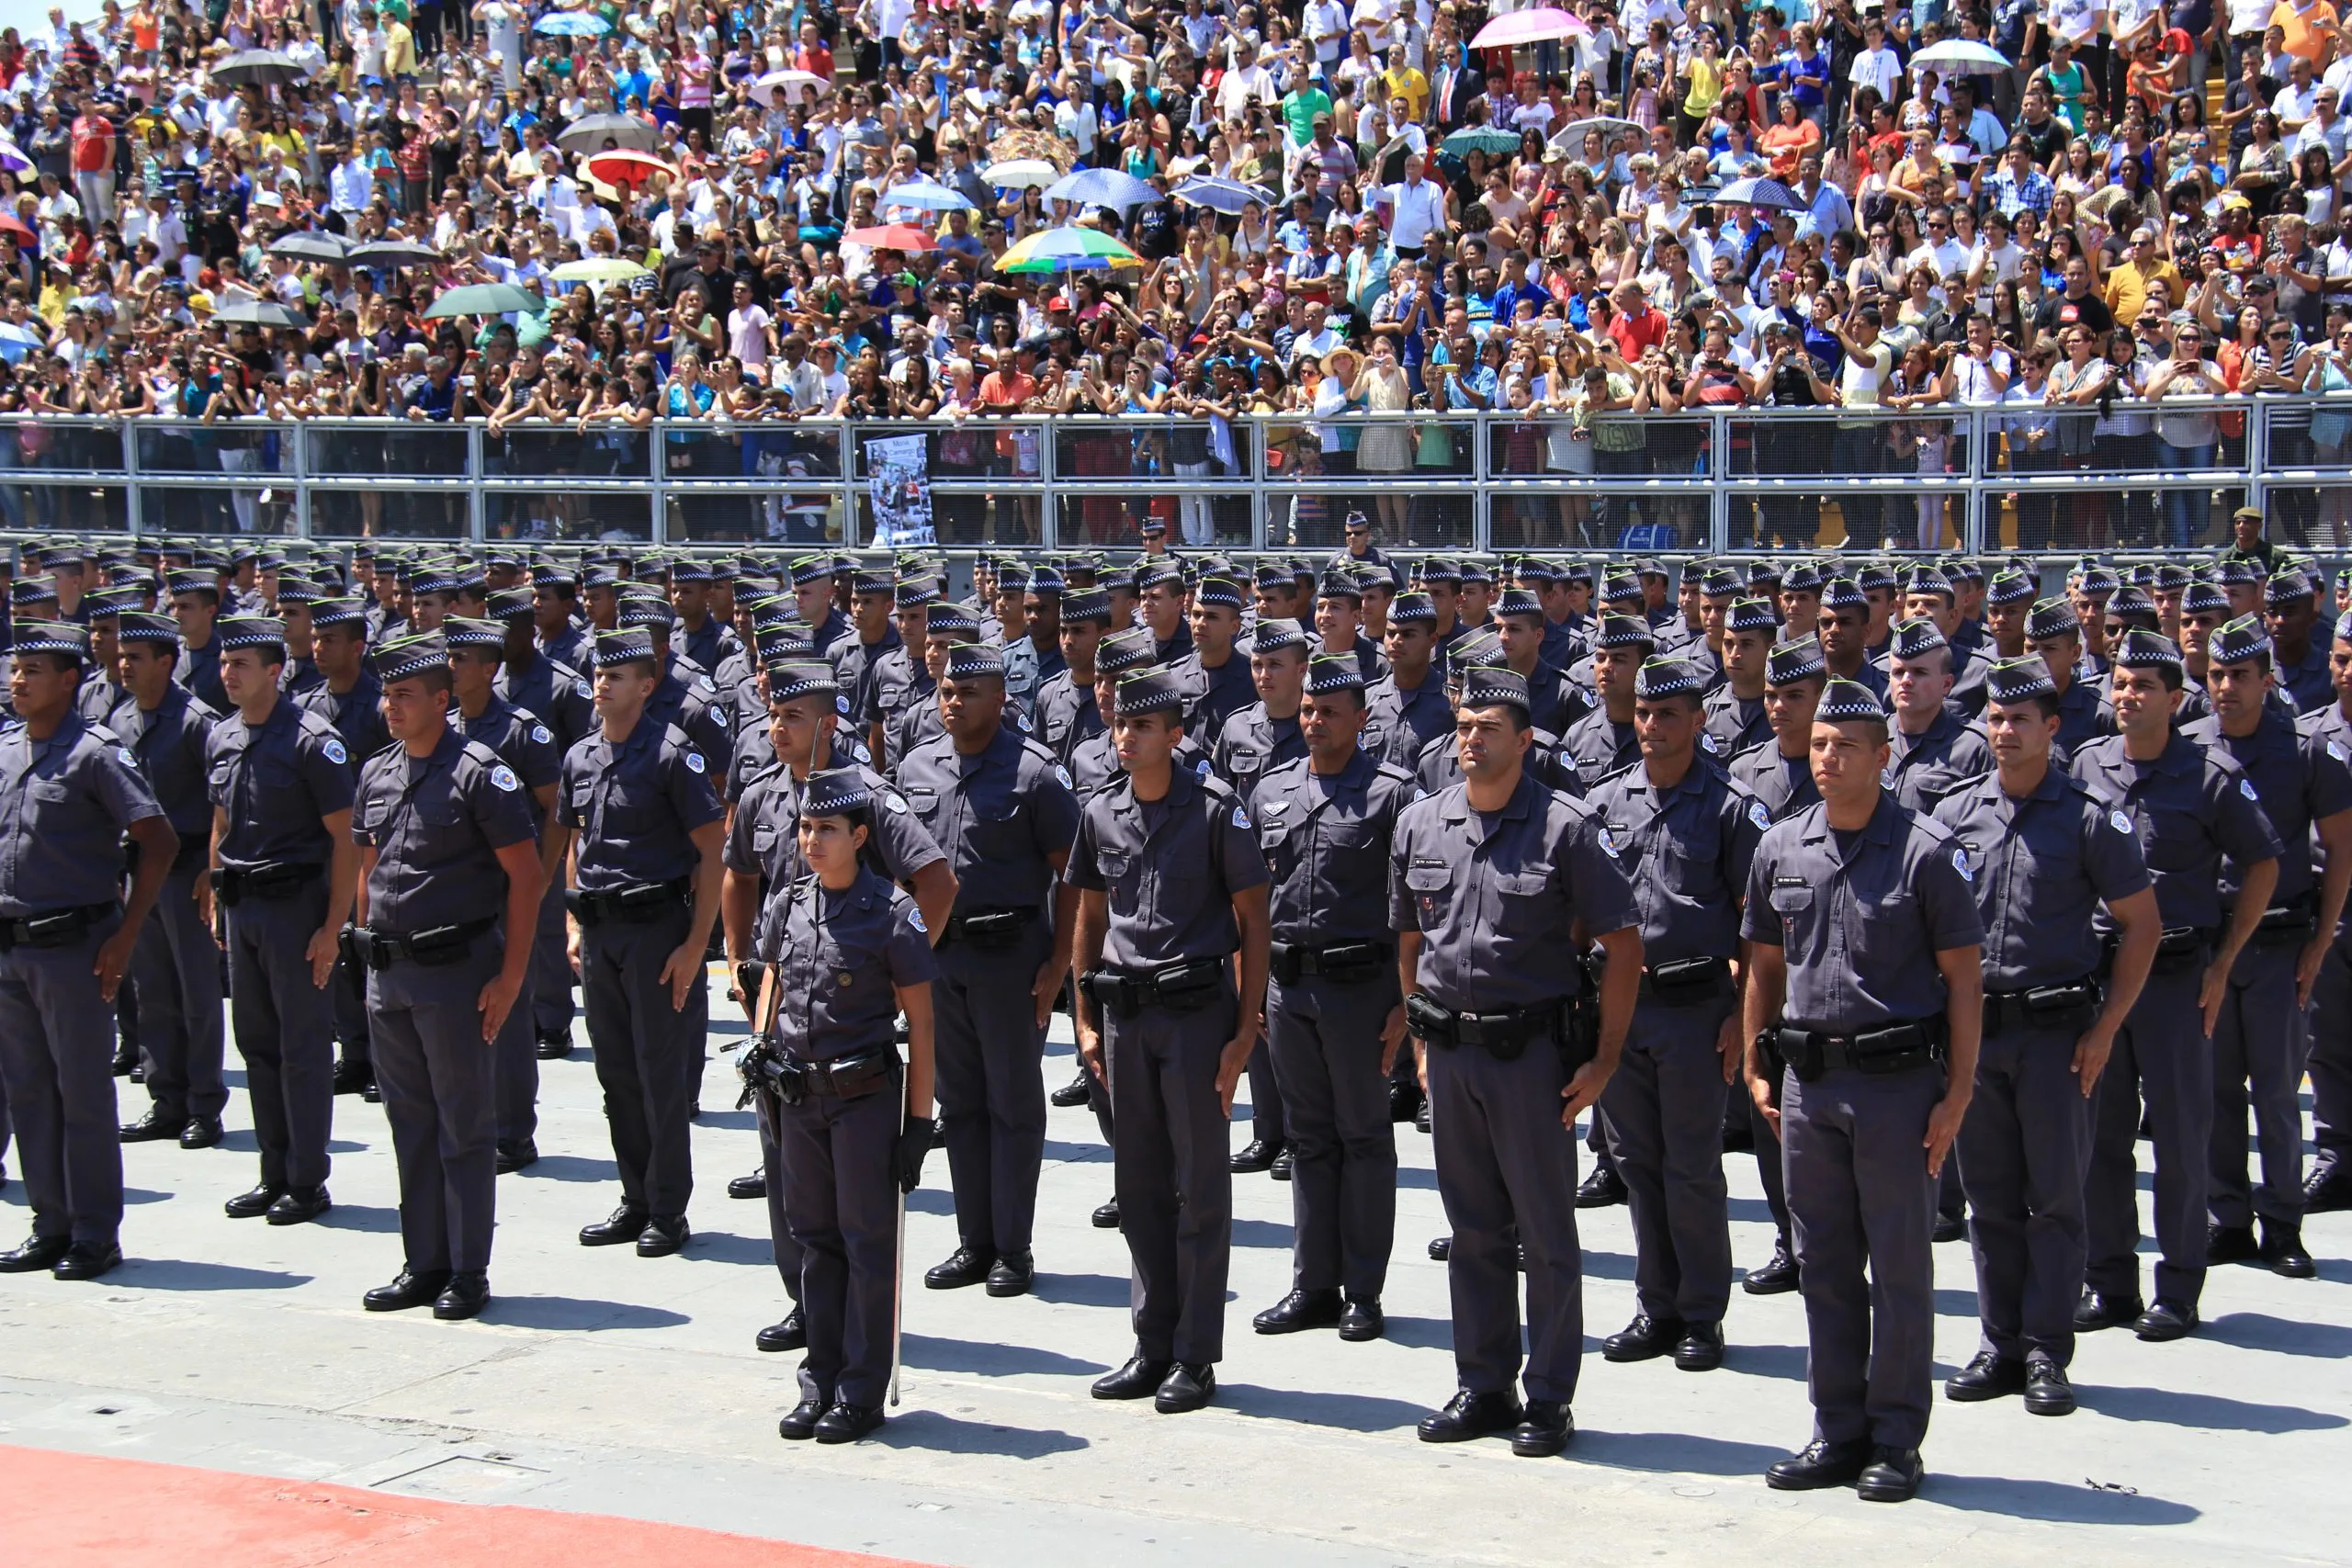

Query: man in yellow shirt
2103 225 2183 322
1380 45 1430 124
383 6 418 83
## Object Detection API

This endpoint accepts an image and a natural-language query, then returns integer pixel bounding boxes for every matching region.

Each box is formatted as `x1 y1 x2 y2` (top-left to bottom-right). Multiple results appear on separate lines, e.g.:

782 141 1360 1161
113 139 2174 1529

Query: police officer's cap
944 643 1007 682
35 544 82 570
1448 633 1508 671
1562 560 1597 586
1097 626 1157 674
1114 664 1186 716
1194 575 1246 610
82 587 141 619
787 553 836 586
801 767 872 818
1745 559 1785 589
1458 666 1530 715
2150 562 2192 592
2209 614 2273 666
1987 568 2035 606
1137 516 1168 537
218 615 287 653
768 661 838 702
2023 597 2080 641
1700 566 1743 598
1901 564 1954 600
996 562 1034 592
2110 629 2185 671
1984 656 2057 705
12 620 85 665
1821 575 1867 610
1600 571 1645 606
925 602 978 637
2216 558 2260 587
1496 587 1544 620
485 588 534 621
616 602 673 633
1135 560 1184 593
2076 566 2120 596
1317 570 1363 602
593 627 660 670
2266 570 2316 607
1855 561 1899 592
1887 618 1949 661
757 626 818 662
894 578 941 610
1726 597 1778 634
10 575 56 605
533 563 579 590
1945 557 1986 585
445 616 504 652
1515 558 1562 585
2107 586 2160 628
1416 556 1463 585
1061 587 1113 625
1459 558 1494 586
116 610 180 647
1305 652 1363 695
1252 620 1309 654
372 631 449 682
1250 562 1290 591
1815 678 1888 726
2180 581 2229 617
1389 591 1436 626
1634 655 1706 700
1781 560 1826 594
671 558 713 584
1594 613 1657 649
1766 635 1827 685
1030 565 1067 595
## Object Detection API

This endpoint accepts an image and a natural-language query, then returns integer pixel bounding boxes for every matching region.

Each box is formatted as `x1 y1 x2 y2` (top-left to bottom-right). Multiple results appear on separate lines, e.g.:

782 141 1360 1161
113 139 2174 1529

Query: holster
1082 959 1226 1019
1983 976 2100 1036
1774 1016 1947 1083
944 907 1038 951
2146 925 2215 976
568 878 691 929
1642 954 1731 1005
0 903 113 953
1269 939 1390 986
2251 894 2319 951
211 861 322 908
352 917 496 971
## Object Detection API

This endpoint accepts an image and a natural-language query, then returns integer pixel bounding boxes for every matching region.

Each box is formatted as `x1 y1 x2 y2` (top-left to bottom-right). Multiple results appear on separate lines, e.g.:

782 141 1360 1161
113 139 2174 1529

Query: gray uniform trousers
1428 1035 1585 1404
580 903 696 1216
528 877 573 1042
1960 1021 2091 1366
2086 964 2210 1307
129 867 227 1122
777 1079 902 1408
1244 1033 1288 1147
1600 995 1735 1325
368 941 501 1275
757 1089 806 1302
934 923 1053 1256
332 952 369 1068
1750 1096 1792 1247
1781 1061 1942 1450
227 885 337 1190
0 915 126 1245
491 961 541 1147
2309 943 2352 1169
1109 987 1238 1365
1267 970 1398 1299
2209 940 2308 1227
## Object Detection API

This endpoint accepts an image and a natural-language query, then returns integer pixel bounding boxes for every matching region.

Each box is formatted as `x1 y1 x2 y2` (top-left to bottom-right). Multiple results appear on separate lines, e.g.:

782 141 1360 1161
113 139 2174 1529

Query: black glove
894 1121 931 1194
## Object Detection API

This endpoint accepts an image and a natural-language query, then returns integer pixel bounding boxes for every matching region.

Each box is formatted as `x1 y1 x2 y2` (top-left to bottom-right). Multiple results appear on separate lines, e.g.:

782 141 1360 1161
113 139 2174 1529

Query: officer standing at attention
444 617 565 1174
110 611 228 1151
1587 654 1766 1373
1884 620 1996 818
1391 666 1643 1458
487 587 594 1060
1174 577 1259 749
0 623 175 1282
1035 587 1112 767
1363 592 1452 772
209 615 362 1228
167 569 231 713
350 632 544 1321
755 768 940 1445
1931 656 2159 1417
1561 615 1654 791
299 594 391 1102
899 642 1080 1300
2021 598 2114 759
2185 615 2352 1279
543 626 728 1258
1741 676 1983 1503
1066 663 1271 1416
1247 654 1416 1341
2070 631 2281 1342
1702 599 1779 761
2301 616 2352 1213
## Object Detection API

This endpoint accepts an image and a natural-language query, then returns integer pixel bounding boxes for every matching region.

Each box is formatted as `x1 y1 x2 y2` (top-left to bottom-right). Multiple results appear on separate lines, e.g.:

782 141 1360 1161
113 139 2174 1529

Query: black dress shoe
1389 1081 1425 1123
494 1140 538 1175
728 1168 767 1201
178 1117 223 1150
434 1272 491 1321
1229 1137 1282 1174
224 1183 286 1220
1050 1070 1092 1108
1857 1445 1925 1503
1601 1314 1683 1363
332 1059 373 1096
1674 1321 1725 1371
756 1309 808 1353
365 1268 452 1312
51 1240 122 1281
362 1080 381 1104
1511 1399 1573 1457
1428 1235 1452 1261
636 1214 690 1257
1417 1389 1523 1443
777 1395 827 1440
1944 1350 2027 1401
580 1206 651 1246
924 1244 997 1290
1931 1213 1967 1244
815 1402 886 1444
128 1061 146 1085
266 1186 332 1225
1765 1438 1872 1490
2023 1354 2075 1416
1414 1101 1431 1134
1253 1287 1344 1335
1270 1146 1295 1181
986 1250 1034 1298
1091 1354 1174 1400
2261 1220 2318 1279
1743 1241 1799 1294
111 1048 138 1077
1575 1163 1626 1209
1091 1197 1120 1228
119 1108 182 1143
1721 1121 1755 1154
2206 1222 2260 1266
0 1234 71 1273
2134 1298 2198 1341
2306 1161 2352 1214
1339 1294 1385 1342
1155 1361 1216 1414
2074 1289 2144 1332
535 1032 573 1060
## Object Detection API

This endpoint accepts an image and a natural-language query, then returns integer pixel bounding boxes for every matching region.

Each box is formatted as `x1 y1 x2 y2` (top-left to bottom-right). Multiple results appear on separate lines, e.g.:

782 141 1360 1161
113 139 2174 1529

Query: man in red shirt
1606 279 1669 361
70 99 113 230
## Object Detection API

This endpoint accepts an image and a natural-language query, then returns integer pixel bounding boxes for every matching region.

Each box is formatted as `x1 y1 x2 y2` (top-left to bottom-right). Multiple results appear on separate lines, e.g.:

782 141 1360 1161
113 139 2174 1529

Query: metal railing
3 396 2346 555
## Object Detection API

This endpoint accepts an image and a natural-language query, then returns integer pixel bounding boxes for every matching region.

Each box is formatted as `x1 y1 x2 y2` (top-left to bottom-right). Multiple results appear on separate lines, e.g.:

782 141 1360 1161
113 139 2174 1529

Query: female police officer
754 767 938 1446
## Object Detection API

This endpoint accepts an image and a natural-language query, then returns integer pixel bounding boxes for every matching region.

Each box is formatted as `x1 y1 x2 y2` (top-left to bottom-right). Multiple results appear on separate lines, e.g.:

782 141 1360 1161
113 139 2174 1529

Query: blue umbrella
533 12 610 35
1045 167 1159 210
1713 175 1807 212
877 178 977 212
1172 176 1275 216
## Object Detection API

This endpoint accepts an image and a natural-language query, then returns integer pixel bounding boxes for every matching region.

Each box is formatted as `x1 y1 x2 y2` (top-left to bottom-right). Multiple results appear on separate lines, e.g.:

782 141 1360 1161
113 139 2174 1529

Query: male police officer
2301 619 2352 1213
487 587 594 1059
111 610 228 1149
1392 665 1642 1458
209 615 361 1227
1933 657 2160 1416
901 642 1081 1298
545 627 727 1258
1742 677 1983 1503
351 631 544 1321
2071 630 2282 1342
1248 654 1416 1341
1067 664 1271 1416
0 623 175 1282
1363 592 1451 771
299 594 390 1100
1588 654 1765 1372
1560 615 1653 791
1703 599 1779 759
1884 620 1996 817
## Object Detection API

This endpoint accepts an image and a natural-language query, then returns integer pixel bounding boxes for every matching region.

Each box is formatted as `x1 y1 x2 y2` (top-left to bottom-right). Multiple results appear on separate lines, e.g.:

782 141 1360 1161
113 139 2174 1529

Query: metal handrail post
123 420 142 536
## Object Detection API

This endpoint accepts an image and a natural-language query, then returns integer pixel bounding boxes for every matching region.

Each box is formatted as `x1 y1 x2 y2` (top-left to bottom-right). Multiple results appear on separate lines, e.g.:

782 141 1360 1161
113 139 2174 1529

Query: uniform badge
1748 800 1771 832
1263 798 1289 816
700 674 718 694
1232 804 1250 829
2332 739 2349 763
1194 758 1212 779
490 764 521 793
684 750 707 774
1952 844 1973 882
1598 827 1622 857
1054 764 1073 789
2110 809 2132 835
710 706 730 728
322 737 347 766
118 746 137 768
907 907 926 932
2241 778 2259 801
1699 732 1719 753
531 724 552 744
1880 763 1895 790
575 678 593 698
885 791 907 814
836 971 854 987
836 694 851 716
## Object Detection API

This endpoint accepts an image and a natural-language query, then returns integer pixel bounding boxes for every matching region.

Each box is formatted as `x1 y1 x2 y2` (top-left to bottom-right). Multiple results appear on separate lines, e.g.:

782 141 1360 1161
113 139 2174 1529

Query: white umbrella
753 68 831 104
877 178 976 213
1909 39 2013 73
984 158 1060 189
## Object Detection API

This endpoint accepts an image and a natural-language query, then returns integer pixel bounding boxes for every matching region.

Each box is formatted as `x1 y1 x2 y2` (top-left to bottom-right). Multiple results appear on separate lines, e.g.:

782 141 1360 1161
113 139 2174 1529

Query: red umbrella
0 212 33 243
584 149 678 188
841 223 937 252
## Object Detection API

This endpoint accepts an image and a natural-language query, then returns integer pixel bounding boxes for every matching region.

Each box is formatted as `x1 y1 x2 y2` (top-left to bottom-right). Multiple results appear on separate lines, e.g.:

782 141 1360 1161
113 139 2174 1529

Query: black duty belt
740 1040 899 1107
1269 939 1389 986
568 877 692 927
0 902 117 953
2118 925 2218 976
944 906 1041 950
1982 977 2100 1036
1768 1018 1947 1082
1081 959 1226 1018
1407 990 1597 1068
2250 892 2320 949
210 861 323 907
348 917 498 971
1638 954 1732 1004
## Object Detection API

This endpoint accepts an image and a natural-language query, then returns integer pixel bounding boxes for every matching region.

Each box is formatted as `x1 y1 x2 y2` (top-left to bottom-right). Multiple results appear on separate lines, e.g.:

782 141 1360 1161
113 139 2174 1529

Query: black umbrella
214 299 311 329
267 230 353 263
346 239 442 268
556 112 659 154
209 49 311 87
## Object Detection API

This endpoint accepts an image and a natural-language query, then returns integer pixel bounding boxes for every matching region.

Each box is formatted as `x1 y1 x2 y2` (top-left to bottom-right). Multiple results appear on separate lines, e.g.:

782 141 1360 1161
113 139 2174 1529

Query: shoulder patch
1054 764 1073 789
1195 758 1213 778
907 906 926 933
836 693 852 715
576 678 594 698
2110 809 2132 834
490 763 521 793
1699 731 1720 753
684 750 707 774
1952 844 1973 882
2332 739 2348 763
1748 799 1771 832
531 723 552 745
1232 803 1250 829
2241 777 2259 801
118 745 137 768
699 673 718 694
322 736 346 766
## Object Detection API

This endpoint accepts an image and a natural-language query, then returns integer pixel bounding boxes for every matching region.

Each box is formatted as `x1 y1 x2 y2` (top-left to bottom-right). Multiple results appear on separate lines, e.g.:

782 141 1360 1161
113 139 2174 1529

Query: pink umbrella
1468 6 1590 48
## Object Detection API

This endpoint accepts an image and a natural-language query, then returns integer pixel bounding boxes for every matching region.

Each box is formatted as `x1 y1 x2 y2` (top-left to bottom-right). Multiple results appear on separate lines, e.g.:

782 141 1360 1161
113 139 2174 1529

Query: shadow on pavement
316 1204 401 1235
484 1295 693 1331
1927 1473 2200 1526
870 1410 1090 1458
512 1154 617 1184
1030 1272 1130 1308
2078 1383 2349 1432
901 1331 1103 1378
2201 1312 2352 1359
1217 1382 1434 1433
111 1259 313 1291
1577 1429 1790 1475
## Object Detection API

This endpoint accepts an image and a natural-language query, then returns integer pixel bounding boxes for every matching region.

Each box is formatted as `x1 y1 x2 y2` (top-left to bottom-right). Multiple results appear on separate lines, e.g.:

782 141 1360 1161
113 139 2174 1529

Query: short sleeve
1213 791 1271 897
350 766 386 850
2307 734 2352 825
663 736 726 832
556 750 586 830
511 716 562 791
1913 833 1987 952
1564 807 1639 936
1386 811 1419 933
1720 785 1765 899
870 785 948 881
87 739 164 829
2081 795 2153 905
468 758 538 852
1024 760 1083 861
1740 831 1784 946
2211 762 2286 868
301 728 357 817
884 896 942 987
1062 800 1107 892
722 786 764 874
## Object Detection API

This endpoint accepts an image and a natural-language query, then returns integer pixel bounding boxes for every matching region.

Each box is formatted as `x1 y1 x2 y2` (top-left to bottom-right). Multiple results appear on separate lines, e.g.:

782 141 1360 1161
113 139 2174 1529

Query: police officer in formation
299 593 390 1100
349 631 544 1321
2303 616 2352 1214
